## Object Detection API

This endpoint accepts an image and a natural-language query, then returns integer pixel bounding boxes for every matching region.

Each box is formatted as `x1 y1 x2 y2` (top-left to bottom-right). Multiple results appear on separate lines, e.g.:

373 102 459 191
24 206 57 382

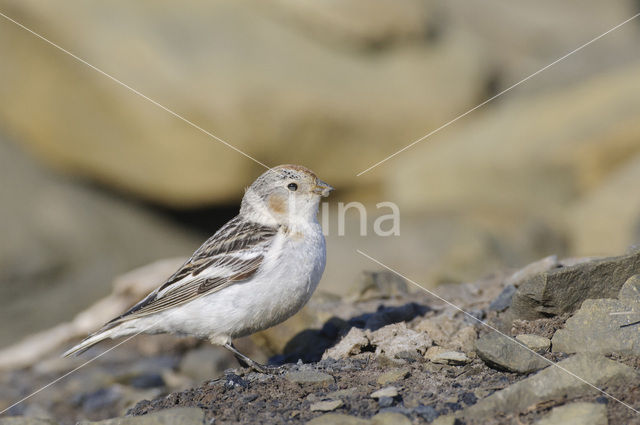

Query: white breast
147 222 326 343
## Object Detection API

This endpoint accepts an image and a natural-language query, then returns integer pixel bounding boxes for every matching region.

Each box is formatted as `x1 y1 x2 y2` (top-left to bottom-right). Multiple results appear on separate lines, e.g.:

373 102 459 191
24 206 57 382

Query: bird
63 164 333 372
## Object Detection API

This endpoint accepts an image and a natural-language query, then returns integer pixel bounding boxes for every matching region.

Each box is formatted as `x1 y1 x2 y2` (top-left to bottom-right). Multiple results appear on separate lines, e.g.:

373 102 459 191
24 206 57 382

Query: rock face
552 274 640 355
463 354 636 418
509 249 640 320
0 0 487 207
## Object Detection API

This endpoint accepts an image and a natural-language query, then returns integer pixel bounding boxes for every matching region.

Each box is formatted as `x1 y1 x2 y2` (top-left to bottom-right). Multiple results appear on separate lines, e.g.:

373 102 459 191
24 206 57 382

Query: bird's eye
287 183 298 191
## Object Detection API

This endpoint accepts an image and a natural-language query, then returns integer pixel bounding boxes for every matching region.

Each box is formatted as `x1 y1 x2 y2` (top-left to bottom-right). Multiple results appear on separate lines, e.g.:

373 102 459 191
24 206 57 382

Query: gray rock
489 284 517 312
306 413 368 425
377 397 394 408
430 351 471 365
510 249 640 320
552 275 640 354
376 368 409 385
77 407 205 424
310 400 343 412
285 370 334 385
475 332 548 373
370 386 398 399
414 404 439 422
463 354 636 418
534 402 607 425
515 334 551 352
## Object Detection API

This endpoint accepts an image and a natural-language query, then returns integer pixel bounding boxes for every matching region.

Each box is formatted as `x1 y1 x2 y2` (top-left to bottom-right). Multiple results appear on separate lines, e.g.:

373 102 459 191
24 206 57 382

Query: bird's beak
313 179 334 197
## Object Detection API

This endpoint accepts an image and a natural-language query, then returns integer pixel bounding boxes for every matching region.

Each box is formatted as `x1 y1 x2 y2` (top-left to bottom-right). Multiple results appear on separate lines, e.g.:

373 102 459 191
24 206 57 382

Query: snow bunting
64 165 333 372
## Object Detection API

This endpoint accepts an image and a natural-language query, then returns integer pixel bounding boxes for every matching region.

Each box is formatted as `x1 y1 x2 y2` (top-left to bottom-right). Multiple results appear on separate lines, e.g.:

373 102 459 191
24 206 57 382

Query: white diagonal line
0 316 165 415
356 12 640 177
356 249 640 414
0 11 271 171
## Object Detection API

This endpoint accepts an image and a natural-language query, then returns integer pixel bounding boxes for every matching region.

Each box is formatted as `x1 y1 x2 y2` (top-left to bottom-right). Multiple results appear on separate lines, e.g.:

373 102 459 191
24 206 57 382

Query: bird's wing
106 217 279 325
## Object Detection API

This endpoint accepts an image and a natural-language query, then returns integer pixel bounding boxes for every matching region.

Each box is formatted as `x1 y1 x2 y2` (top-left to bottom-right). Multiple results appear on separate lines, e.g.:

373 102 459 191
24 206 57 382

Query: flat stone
310 400 343 412
534 402 607 425
489 285 517 312
370 386 398 399
475 332 549 373
77 407 206 424
371 412 412 425
510 249 640 320
377 368 409 385
552 275 640 355
306 413 368 425
515 334 551 352
430 351 470 365
463 354 636 418
285 370 334 385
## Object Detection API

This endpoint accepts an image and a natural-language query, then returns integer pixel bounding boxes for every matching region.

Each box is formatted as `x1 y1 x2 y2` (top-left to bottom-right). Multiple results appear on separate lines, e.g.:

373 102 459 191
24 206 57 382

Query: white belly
141 223 326 343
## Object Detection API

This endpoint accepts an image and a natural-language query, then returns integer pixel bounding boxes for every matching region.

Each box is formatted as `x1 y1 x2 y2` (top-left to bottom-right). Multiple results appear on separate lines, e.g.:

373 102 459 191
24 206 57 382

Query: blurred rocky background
1 0 639 361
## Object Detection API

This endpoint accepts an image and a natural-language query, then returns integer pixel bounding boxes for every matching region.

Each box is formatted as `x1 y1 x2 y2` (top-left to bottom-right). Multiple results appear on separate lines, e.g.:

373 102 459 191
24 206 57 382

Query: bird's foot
224 342 282 374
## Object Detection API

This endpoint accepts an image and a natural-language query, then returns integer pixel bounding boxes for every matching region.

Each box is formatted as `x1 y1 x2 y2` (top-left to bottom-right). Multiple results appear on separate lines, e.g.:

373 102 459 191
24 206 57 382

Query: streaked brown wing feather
106 217 278 325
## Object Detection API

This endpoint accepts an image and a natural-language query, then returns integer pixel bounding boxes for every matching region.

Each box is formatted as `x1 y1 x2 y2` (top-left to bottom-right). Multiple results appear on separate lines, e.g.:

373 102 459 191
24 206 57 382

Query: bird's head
241 164 333 226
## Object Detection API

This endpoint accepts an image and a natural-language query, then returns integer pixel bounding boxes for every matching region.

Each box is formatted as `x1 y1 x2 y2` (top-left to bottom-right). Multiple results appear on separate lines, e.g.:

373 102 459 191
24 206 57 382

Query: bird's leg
223 342 280 374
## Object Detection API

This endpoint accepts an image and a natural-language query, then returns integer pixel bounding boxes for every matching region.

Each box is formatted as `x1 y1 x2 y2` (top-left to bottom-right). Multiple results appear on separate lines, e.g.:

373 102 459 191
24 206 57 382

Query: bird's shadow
270 302 430 365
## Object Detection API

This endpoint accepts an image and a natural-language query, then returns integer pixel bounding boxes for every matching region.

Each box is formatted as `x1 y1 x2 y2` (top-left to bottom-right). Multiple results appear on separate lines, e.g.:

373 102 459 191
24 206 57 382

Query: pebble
370 386 398 399
377 396 394 408
458 391 478 406
430 351 470 365
489 284 517 312
377 368 409 385
515 334 551 352
414 404 439 422
285 370 334 385
224 373 248 389
310 399 343 412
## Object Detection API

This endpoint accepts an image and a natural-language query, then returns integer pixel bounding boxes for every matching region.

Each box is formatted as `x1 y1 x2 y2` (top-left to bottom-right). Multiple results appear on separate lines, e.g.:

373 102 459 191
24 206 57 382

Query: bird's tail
62 326 118 357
